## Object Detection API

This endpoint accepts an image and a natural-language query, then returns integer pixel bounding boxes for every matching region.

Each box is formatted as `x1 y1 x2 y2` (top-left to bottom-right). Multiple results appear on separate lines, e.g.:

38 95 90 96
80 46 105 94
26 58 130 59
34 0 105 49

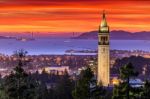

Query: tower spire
101 10 107 27
102 10 105 19
99 10 109 33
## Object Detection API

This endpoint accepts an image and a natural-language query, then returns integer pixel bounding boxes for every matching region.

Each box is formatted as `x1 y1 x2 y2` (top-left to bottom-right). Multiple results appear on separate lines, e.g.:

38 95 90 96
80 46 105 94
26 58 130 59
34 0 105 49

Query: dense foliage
112 63 150 99
72 67 106 99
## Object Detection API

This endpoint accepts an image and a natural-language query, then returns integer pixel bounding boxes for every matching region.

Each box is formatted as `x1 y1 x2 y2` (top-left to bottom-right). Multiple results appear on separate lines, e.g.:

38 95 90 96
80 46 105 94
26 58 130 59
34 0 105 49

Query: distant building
129 79 144 88
97 11 110 86
39 66 70 75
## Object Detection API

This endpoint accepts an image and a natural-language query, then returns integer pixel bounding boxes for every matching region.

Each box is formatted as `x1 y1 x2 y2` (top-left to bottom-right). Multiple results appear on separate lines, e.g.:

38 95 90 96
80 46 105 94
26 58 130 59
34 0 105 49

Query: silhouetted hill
72 30 150 40
112 56 150 80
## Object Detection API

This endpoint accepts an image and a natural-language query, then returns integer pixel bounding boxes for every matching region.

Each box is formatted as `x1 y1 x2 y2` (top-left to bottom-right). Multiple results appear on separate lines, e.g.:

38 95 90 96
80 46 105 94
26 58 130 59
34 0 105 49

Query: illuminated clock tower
97 12 110 86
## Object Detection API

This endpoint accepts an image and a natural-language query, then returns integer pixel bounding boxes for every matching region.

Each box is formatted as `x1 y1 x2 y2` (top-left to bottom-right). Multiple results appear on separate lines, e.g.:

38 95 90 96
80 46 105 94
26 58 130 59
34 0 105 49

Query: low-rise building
39 66 70 75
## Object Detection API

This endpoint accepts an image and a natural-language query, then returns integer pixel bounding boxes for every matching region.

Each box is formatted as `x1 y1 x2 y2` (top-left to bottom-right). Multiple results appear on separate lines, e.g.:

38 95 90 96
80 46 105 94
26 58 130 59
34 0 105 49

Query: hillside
72 30 150 40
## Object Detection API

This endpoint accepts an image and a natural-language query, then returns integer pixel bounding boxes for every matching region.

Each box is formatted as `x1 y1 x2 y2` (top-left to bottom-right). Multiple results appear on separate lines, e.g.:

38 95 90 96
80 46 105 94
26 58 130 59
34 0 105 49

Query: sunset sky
0 0 149 33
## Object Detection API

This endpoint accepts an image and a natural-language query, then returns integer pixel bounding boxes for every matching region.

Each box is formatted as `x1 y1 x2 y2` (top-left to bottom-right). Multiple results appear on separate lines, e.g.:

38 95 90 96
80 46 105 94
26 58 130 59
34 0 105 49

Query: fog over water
0 39 149 55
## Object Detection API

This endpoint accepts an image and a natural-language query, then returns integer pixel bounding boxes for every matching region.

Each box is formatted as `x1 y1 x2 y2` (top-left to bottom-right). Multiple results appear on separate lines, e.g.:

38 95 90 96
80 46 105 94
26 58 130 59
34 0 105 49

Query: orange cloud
0 0 149 33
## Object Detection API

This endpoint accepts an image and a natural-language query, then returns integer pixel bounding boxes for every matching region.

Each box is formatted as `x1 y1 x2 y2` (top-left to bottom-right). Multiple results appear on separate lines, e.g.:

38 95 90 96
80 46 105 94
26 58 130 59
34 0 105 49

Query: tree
0 78 8 99
72 67 93 99
72 67 105 99
90 84 106 99
112 63 139 99
141 80 150 99
1 50 40 99
55 70 74 99
88 58 97 75
35 83 49 99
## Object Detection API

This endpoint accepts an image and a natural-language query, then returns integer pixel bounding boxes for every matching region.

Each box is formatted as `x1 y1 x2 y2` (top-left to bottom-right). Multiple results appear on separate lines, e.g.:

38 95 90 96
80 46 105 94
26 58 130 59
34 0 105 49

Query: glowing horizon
0 0 149 33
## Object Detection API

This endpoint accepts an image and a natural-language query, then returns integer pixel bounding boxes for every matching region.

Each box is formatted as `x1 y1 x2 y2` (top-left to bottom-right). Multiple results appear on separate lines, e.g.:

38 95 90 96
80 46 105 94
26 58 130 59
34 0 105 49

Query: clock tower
97 12 110 86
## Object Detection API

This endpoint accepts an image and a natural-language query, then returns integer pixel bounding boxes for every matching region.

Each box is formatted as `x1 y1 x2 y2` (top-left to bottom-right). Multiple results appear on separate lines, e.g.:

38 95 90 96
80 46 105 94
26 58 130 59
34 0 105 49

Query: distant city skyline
0 0 149 33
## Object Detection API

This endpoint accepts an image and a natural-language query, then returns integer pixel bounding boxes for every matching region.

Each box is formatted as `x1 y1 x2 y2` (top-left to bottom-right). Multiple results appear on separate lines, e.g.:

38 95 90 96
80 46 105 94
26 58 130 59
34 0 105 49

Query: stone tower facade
97 12 110 86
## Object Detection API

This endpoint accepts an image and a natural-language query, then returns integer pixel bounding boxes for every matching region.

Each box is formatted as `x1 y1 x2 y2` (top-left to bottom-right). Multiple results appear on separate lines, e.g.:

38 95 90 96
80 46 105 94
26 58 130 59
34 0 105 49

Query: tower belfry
97 11 110 86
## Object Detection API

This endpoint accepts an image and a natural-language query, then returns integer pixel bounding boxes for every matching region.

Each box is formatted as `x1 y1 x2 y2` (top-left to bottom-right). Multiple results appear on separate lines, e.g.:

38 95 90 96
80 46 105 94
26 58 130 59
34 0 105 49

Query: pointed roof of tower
101 11 108 27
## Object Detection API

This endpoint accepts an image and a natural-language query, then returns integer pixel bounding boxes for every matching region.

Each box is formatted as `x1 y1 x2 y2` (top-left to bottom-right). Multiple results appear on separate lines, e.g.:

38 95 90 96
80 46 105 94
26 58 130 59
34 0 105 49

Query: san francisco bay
0 39 149 55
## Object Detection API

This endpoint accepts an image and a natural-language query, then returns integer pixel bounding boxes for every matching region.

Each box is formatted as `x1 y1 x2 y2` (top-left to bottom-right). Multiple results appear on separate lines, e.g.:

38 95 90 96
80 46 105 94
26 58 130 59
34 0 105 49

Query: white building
39 66 70 75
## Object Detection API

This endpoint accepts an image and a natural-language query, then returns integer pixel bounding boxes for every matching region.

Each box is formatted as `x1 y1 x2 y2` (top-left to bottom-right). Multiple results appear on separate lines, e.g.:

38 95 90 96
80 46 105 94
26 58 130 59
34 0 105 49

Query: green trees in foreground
112 63 150 99
0 50 41 99
141 80 150 99
0 50 75 99
112 63 140 99
72 67 106 99
55 70 74 99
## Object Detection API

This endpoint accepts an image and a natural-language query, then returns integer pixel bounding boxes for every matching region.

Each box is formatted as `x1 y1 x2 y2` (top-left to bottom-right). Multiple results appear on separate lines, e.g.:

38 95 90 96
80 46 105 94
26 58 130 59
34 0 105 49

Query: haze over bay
0 38 149 55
